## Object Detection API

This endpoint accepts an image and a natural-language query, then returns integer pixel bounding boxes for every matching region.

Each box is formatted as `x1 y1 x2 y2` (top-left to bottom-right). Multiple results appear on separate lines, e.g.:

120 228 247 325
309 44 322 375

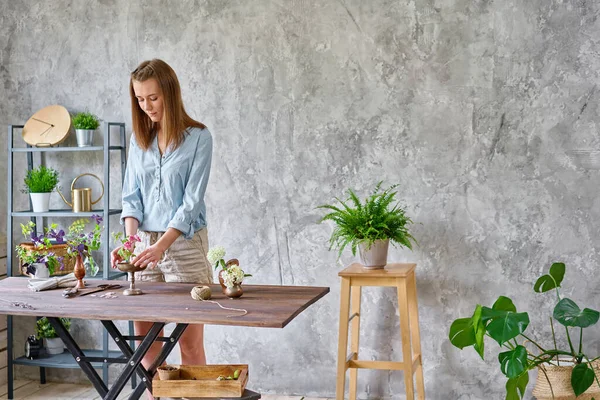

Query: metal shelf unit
5 122 135 399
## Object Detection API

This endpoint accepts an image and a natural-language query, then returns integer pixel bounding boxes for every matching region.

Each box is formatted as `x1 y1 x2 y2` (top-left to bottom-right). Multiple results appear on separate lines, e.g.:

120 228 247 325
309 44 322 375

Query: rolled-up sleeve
120 134 144 225
167 130 212 239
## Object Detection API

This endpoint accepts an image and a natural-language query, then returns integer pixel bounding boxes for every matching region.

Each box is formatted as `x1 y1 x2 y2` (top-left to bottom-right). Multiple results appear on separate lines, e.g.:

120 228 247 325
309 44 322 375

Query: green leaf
572 363 595 397
534 262 565 293
471 305 485 359
499 346 528 379
493 296 517 313
449 317 476 349
554 298 600 328
505 372 529 400
482 306 530 346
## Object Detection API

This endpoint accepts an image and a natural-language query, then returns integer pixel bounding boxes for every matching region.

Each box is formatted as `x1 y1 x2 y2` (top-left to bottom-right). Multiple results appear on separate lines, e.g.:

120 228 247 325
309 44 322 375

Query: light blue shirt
120 127 212 239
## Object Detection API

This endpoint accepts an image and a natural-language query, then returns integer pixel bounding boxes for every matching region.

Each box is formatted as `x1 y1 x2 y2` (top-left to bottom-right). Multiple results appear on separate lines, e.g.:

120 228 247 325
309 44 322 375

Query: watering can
57 173 104 212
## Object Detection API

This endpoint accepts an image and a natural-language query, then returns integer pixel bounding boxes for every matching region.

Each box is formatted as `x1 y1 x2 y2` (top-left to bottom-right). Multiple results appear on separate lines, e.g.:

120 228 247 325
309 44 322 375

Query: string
190 286 247 318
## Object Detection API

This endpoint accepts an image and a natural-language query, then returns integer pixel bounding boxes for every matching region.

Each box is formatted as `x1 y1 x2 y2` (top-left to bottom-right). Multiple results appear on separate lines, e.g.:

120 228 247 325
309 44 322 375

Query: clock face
22 105 72 147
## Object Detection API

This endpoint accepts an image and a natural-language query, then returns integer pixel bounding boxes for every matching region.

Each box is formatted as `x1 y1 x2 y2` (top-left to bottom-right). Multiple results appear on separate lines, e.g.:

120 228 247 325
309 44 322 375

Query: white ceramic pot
44 337 65 355
30 192 51 212
33 263 49 279
358 239 390 269
75 129 95 147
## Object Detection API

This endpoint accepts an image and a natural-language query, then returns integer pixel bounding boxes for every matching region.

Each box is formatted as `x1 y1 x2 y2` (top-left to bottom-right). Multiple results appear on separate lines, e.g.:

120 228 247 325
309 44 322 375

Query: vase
224 283 243 299
33 263 49 279
73 254 86 289
532 359 600 399
218 269 227 291
116 262 145 295
44 337 65 355
358 239 389 269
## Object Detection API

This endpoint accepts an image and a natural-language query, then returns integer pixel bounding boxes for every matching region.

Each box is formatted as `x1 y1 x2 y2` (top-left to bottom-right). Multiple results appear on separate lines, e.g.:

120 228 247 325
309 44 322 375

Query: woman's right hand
111 246 124 269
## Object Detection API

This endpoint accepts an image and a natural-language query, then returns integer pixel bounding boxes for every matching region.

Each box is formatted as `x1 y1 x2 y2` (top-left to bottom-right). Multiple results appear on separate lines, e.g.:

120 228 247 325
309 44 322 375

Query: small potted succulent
318 182 416 269
207 246 252 298
22 166 59 212
71 111 100 147
36 317 71 355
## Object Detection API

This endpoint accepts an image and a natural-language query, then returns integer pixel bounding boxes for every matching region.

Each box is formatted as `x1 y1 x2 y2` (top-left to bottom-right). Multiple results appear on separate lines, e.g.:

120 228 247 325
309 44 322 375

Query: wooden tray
153 364 249 398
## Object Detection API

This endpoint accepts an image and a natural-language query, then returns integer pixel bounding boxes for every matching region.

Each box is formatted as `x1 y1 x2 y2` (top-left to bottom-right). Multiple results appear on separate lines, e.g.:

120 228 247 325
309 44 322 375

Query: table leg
128 323 189 400
104 322 164 400
46 317 109 398
336 277 351 400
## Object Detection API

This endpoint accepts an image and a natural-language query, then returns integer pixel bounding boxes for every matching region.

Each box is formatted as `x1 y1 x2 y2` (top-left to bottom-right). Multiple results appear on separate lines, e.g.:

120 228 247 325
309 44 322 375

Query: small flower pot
30 192 51 212
44 337 65 355
75 129 95 147
157 365 180 380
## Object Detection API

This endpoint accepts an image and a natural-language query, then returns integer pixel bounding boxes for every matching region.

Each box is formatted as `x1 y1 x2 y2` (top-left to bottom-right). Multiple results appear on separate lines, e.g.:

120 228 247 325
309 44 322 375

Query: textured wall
2 0 600 398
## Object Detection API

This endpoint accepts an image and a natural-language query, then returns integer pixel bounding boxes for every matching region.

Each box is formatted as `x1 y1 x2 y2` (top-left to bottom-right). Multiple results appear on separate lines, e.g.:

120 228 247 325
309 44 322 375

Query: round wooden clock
22 105 72 147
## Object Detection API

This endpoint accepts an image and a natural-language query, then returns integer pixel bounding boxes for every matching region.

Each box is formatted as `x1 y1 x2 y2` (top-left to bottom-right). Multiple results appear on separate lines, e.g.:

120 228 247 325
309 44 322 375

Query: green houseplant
22 166 59 212
36 317 71 355
71 111 100 147
449 262 600 399
317 182 416 269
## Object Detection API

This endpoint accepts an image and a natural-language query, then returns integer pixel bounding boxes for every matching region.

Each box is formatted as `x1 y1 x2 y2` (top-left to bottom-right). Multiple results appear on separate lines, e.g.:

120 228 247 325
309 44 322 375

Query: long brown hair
129 59 205 151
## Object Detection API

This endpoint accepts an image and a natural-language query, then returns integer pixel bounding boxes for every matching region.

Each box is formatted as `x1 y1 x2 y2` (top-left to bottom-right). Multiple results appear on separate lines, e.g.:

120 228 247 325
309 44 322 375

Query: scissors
62 284 122 298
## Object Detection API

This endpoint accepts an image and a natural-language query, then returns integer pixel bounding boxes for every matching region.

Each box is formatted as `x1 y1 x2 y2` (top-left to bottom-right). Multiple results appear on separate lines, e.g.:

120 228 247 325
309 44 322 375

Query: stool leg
336 277 352 400
408 273 425 399
349 285 361 400
397 277 414 399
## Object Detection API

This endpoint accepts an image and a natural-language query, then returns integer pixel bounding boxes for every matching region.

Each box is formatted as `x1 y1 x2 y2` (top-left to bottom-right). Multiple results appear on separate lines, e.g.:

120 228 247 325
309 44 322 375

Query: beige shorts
134 229 214 284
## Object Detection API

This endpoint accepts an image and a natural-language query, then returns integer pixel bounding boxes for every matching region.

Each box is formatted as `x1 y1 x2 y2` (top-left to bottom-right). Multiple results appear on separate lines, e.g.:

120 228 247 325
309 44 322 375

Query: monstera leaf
572 363 595 396
449 305 484 354
554 298 600 328
534 262 565 293
505 371 529 399
482 297 529 346
499 346 528 379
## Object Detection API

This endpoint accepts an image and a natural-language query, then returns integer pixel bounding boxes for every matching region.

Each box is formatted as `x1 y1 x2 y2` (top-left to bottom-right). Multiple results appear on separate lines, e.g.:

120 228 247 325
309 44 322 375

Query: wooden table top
338 263 417 278
0 278 329 328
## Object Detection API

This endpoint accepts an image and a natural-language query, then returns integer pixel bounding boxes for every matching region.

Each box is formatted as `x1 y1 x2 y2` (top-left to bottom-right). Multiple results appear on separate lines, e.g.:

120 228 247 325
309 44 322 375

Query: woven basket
18 243 75 276
533 360 600 399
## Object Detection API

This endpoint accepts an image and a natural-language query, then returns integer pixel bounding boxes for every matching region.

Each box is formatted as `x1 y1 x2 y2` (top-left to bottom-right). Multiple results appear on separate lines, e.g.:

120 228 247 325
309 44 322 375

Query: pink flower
129 235 141 242
124 241 133 250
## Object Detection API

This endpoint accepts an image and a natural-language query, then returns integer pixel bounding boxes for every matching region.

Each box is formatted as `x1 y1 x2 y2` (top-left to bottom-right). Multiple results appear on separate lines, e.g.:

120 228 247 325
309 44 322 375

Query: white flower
222 265 246 288
207 246 226 265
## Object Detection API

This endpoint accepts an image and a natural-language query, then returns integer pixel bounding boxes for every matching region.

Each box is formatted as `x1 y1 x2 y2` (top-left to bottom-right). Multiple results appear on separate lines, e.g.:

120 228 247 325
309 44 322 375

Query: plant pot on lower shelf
44 337 65 355
153 364 249 398
157 365 180 380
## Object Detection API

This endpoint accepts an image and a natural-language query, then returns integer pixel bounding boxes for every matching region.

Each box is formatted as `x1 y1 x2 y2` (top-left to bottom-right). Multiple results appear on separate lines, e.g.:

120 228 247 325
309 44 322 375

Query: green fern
22 166 59 193
317 182 416 258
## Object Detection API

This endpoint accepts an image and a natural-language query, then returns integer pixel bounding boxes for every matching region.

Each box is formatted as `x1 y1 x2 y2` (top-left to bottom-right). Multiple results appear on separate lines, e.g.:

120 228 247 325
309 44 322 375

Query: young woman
111 59 213 399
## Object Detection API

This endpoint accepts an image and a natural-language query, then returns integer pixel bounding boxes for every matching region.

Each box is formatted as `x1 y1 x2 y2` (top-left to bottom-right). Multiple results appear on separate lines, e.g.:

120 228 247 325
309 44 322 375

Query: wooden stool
336 263 425 400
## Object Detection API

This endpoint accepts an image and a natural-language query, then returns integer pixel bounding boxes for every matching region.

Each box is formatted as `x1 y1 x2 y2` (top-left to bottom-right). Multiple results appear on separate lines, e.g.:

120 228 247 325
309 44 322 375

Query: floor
0 380 332 400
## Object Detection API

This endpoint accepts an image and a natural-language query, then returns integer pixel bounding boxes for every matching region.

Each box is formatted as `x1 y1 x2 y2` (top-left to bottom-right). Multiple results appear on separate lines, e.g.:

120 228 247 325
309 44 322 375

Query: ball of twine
190 285 248 318
190 286 212 301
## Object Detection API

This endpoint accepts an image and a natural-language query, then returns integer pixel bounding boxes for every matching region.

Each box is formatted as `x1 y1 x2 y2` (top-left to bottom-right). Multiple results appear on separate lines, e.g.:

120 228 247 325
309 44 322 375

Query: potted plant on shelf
207 246 252 298
71 111 100 147
36 317 71 355
16 221 67 278
65 215 103 288
317 182 416 269
22 166 59 212
449 262 600 399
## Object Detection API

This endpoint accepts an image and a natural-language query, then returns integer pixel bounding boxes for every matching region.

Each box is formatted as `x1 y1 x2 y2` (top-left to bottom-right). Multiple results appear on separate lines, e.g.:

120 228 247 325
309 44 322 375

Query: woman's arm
120 134 144 226
166 129 212 239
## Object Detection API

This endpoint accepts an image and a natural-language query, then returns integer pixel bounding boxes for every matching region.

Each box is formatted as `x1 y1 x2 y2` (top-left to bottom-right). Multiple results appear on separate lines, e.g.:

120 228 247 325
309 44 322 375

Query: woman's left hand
132 244 165 269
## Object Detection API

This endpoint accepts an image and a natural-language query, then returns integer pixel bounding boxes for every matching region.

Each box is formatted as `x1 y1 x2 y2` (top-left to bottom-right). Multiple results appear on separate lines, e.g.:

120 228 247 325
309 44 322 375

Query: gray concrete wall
2 0 600 398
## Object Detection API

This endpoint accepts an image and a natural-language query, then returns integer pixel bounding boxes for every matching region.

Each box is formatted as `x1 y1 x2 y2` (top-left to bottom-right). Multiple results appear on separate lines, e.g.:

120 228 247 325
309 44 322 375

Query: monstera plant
449 263 600 399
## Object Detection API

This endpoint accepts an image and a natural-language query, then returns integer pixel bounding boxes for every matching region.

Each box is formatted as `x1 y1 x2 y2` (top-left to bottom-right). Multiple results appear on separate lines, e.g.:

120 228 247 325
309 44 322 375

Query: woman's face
133 78 164 124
